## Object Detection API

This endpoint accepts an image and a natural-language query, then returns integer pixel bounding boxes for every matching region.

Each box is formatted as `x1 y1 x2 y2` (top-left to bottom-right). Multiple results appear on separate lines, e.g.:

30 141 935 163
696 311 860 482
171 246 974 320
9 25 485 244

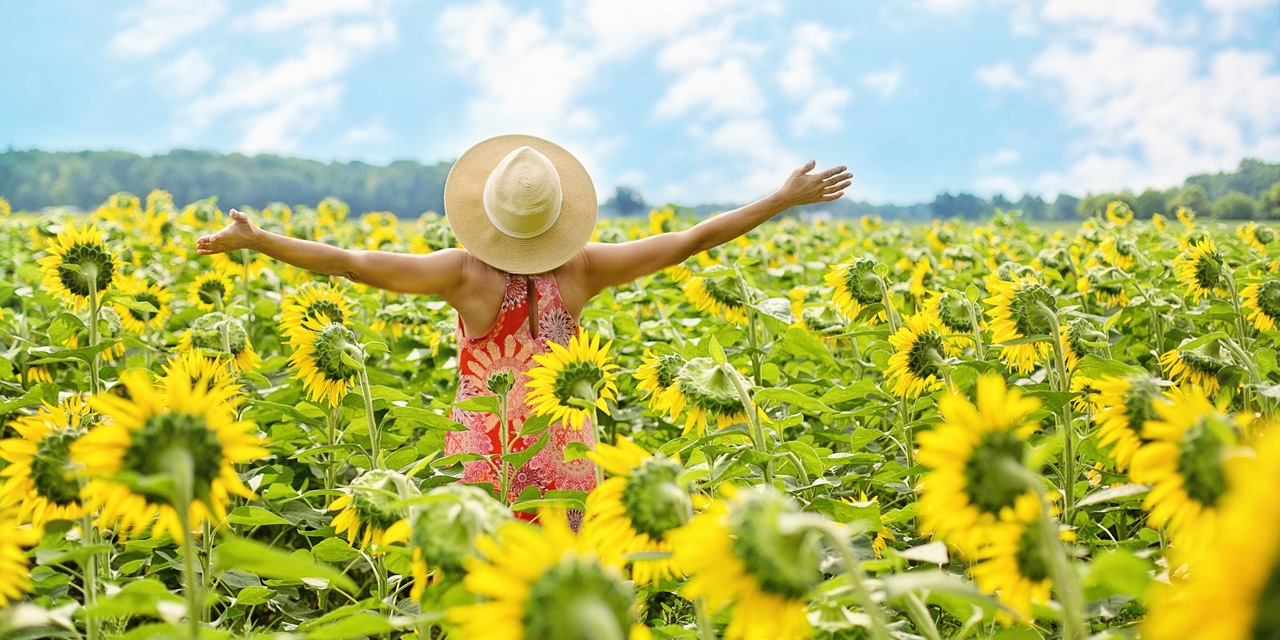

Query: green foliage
1211 190 1259 219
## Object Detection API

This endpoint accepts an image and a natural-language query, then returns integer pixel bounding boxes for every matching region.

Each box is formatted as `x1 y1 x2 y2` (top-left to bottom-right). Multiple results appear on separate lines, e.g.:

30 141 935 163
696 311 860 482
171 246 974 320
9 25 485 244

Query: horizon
3 1 1279 206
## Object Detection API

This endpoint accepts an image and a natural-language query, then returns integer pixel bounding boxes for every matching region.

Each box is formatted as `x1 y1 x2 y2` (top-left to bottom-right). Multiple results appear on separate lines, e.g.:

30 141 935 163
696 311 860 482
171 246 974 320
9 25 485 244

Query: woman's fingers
821 166 847 179
824 180 852 193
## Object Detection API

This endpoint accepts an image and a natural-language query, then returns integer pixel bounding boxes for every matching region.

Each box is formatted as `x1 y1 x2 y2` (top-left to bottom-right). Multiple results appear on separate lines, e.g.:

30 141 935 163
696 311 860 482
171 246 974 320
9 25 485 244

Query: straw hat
444 134 597 274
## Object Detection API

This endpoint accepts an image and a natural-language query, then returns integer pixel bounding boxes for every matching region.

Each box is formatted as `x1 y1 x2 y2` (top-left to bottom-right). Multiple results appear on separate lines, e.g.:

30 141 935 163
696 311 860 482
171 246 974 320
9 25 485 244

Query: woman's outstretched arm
195 209 466 296
579 161 850 294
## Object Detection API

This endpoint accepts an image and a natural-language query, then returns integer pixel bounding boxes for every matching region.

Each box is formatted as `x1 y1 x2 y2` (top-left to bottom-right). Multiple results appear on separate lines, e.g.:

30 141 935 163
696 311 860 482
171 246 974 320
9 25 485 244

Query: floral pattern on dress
445 272 597 530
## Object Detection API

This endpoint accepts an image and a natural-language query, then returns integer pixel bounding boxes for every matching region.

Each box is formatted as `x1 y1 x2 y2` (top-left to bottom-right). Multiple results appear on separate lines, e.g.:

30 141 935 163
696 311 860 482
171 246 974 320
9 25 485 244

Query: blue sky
2 0 1278 205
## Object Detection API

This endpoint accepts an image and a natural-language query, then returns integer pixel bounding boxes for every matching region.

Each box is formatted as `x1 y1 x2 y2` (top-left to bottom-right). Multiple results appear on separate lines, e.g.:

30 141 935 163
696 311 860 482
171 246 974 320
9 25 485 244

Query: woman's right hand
196 209 260 255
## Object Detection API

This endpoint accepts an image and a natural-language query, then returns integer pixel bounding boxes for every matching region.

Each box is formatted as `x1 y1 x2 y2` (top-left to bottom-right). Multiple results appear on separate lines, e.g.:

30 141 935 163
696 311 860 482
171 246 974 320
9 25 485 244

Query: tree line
1 148 1277 221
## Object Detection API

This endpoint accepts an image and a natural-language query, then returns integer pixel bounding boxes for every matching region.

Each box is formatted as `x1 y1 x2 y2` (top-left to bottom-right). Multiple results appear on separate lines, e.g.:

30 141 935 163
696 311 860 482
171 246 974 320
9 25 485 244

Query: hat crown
482 146 562 239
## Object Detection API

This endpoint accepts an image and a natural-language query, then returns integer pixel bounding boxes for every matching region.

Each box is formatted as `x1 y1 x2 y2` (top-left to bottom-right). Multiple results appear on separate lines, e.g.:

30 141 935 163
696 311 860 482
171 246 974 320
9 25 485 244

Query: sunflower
37 222 119 311
161 349 240 396
633 351 687 415
1076 267 1130 308
177 313 260 372
1092 374 1167 472
525 329 620 430
287 318 364 407
407 484 510 598
683 276 750 325
1129 387 1245 543
1238 221 1276 255
1099 236 1137 270
649 206 676 236
1143 431 1280 640
186 268 234 312
669 486 818 640
666 357 758 435
583 438 694 585
885 312 947 398
1060 319 1094 372
328 469 417 550
824 257 885 322
985 276 1056 375
0 196 9 217
664 263 692 283
448 515 649 640
917 375 1043 555
1175 206 1195 229
968 497 1059 622
1159 339 1229 395
922 291 974 356
279 282 354 342
1151 213 1168 232
1174 239 1225 304
75 370 268 542
0 395 93 526
371 303 442 344
210 252 270 280
840 493 896 559
1242 277 1280 332
113 273 173 335
1069 375 1100 412
0 515 39 607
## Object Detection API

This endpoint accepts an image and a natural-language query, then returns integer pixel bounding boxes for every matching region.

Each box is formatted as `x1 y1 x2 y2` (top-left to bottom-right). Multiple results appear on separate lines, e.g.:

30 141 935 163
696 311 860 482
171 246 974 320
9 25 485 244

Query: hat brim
444 134 597 275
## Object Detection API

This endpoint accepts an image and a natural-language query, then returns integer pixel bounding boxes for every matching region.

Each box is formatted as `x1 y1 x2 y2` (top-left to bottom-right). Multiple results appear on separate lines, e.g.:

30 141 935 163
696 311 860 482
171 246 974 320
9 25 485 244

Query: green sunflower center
652 354 685 389
410 485 508 573
1193 252 1223 291
311 324 363 381
197 279 227 305
188 313 250 356
1014 518 1053 582
31 429 83 506
1255 226 1276 246
1121 376 1163 436
963 431 1031 515
1010 283 1057 337
349 469 416 530
1258 280 1280 319
523 557 633 640
937 293 973 333
727 491 822 599
1251 553 1280 638
551 361 606 406
126 291 162 324
122 412 224 504
701 277 747 309
57 243 116 297
1176 416 1230 507
676 358 746 416
842 260 883 305
620 458 692 539
1179 349 1227 377
906 328 946 379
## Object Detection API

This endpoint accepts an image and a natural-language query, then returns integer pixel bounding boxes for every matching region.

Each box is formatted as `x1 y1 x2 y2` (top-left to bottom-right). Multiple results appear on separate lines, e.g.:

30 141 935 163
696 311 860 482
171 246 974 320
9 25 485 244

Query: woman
197 134 850 527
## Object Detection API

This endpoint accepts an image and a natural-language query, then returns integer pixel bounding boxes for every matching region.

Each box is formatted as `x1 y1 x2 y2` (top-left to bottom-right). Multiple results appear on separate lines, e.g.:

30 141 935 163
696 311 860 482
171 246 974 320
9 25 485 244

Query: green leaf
312 538 360 563
1085 550 1153 600
225 506 290 527
1076 355 1147 380
388 405 467 431
27 339 121 365
1077 483 1152 507
708 334 727 364
212 538 357 593
455 395 501 414
0 385 49 414
503 431 551 471
234 586 276 607
245 399 322 425
46 313 86 345
306 613 397 640
808 497 880 529
86 578 182 619
773 327 838 369
753 297 795 324
562 441 593 462
754 388 833 414
518 412 555 437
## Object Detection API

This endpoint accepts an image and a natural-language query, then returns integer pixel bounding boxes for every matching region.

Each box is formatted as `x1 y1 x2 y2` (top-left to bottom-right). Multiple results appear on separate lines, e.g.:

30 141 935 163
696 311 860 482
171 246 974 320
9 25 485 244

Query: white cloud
1202 0 1280 36
862 68 903 99
1030 32 1280 194
1041 0 1167 32
342 118 393 145
153 50 214 96
236 0 387 31
790 87 853 136
655 58 765 119
981 149 1021 168
974 62 1027 90
109 0 225 57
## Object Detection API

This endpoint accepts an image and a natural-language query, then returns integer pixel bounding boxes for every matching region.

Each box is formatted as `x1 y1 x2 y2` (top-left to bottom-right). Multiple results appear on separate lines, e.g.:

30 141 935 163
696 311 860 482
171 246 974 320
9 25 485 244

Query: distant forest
1 149 1277 221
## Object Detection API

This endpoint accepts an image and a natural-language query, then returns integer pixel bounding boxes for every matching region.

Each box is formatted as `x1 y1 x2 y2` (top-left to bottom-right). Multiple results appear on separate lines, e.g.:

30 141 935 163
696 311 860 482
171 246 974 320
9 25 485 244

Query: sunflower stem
903 592 941 640
694 596 718 640
496 387 512 506
240 248 254 340
1039 302 1077 526
812 524 893 640
1222 268 1251 351
734 268 764 387
80 513 101 640
169 450 203 640
87 278 101 396
875 276 900 335
965 297 985 360
214 295 231 356
357 366 383 469
899 395 916 490
1033 499 1086 640
325 404 340 492
724 362 772 487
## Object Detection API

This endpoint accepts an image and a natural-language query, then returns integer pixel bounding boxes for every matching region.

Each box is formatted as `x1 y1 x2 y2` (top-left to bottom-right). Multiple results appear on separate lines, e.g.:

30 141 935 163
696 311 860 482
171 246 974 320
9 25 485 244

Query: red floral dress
445 272 597 530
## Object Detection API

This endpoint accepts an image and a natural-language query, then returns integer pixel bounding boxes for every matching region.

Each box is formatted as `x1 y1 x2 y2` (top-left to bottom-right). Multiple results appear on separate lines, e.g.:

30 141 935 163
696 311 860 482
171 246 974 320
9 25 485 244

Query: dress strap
525 275 539 340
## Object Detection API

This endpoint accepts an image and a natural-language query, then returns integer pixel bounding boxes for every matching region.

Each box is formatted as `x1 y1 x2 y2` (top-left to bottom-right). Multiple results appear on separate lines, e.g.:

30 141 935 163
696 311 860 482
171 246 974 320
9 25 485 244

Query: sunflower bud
725 488 823 600
408 484 510 573
349 469 419 533
487 370 515 395
620 457 692 538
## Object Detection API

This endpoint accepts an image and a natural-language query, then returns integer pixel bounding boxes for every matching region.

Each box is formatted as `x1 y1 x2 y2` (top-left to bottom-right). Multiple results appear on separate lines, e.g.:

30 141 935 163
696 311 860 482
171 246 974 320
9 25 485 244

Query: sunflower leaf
454 395 500 414
503 431 551 470
212 538 358 593
519 413 554 437
1077 483 1152 507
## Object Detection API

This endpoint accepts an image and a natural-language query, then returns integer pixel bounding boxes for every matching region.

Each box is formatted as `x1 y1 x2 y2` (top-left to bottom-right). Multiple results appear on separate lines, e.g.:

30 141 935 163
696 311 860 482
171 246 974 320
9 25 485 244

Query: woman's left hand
774 161 852 207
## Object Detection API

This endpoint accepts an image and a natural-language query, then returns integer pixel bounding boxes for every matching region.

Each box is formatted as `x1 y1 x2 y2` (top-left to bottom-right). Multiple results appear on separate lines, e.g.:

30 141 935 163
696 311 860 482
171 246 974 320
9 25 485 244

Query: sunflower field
1 191 1279 640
